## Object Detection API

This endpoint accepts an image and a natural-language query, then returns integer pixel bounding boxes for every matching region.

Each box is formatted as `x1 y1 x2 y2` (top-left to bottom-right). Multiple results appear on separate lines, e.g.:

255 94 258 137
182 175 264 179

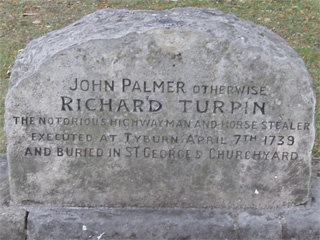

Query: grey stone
5 8 315 208
283 208 320 240
25 166 320 240
281 159 320 240
0 154 26 240
27 208 235 240
0 207 26 240
237 211 282 240
0 153 10 206
310 159 320 207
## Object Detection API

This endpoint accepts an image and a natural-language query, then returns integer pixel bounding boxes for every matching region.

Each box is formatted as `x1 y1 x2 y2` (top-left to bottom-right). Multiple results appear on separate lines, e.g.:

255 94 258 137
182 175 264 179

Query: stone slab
0 207 26 240
0 153 10 206
27 208 236 240
237 211 282 240
0 153 318 239
283 208 320 240
282 159 320 239
25 161 320 240
5 8 315 208
0 154 26 240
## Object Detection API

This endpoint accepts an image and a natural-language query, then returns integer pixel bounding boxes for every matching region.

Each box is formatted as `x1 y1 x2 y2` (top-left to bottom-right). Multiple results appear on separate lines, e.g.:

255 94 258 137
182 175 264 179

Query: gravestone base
1 154 319 240
0 154 28 240
0 206 26 240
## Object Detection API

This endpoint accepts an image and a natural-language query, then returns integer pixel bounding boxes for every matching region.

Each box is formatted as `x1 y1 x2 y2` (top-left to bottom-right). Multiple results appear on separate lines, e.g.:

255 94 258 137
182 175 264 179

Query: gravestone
5 8 315 209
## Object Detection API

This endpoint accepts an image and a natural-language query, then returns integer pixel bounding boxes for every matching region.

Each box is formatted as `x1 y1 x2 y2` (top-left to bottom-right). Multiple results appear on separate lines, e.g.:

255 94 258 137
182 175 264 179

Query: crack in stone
24 211 29 240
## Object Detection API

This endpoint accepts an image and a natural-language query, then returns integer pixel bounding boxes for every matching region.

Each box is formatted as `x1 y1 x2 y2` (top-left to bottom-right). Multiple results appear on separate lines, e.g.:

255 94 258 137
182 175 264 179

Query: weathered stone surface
26 165 320 240
27 208 236 240
0 153 10 206
283 208 320 240
282 159 320 239
5 8 315 208
0 154 26 240
0 207 26 240
237 211 282 240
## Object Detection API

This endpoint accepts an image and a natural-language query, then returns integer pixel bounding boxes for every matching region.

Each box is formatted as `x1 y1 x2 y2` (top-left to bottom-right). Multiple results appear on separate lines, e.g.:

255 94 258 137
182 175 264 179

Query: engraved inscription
12 77 309 164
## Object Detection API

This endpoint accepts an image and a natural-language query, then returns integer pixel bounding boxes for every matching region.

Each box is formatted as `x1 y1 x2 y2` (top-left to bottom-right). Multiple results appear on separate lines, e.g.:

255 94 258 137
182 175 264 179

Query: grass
0 0 319 156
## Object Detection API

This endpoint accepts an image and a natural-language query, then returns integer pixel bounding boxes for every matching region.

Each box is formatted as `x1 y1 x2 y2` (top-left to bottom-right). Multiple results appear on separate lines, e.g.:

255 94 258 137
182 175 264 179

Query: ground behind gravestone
0 0 319 156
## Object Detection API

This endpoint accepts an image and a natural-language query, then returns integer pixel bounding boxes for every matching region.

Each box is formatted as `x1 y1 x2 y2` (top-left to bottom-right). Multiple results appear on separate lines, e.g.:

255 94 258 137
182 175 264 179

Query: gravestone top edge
9 7 307 90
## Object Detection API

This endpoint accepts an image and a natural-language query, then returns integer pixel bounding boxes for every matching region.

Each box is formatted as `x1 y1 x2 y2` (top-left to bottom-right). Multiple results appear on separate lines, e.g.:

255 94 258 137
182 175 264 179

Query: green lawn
0 0 319 156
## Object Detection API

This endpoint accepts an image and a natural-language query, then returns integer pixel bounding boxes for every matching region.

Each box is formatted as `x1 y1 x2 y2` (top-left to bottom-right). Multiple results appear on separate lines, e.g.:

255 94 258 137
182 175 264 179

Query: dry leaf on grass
22 12 39 17
264 18 272 23
32 19 41 24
